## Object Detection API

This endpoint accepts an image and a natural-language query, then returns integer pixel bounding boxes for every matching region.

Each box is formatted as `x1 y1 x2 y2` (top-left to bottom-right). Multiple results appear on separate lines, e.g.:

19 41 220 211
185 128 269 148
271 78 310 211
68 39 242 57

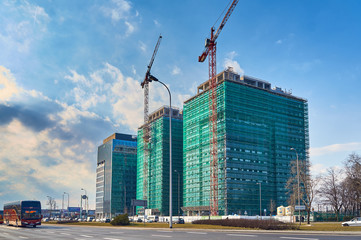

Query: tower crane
141 35 162 202
198 0 238 216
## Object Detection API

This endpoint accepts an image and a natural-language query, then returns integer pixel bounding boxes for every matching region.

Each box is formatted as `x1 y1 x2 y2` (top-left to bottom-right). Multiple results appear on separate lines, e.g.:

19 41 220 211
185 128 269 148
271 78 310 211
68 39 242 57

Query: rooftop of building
103 133 137 144
185 67 306 103
139 105 183 129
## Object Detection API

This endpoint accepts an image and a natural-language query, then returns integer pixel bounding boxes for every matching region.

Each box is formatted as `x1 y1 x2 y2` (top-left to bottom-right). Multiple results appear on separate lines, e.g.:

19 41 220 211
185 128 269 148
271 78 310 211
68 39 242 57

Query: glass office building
96 133 137 219
182 67 309 216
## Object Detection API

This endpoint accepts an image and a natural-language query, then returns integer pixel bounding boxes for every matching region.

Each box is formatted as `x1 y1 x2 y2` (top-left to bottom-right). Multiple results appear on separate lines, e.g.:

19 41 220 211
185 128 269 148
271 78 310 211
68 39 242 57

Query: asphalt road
1 224 361 240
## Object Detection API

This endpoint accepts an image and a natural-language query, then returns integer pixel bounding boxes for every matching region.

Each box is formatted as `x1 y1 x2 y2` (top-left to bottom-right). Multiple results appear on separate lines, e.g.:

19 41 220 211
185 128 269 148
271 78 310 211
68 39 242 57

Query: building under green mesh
182 67 309 216
137 106 183 216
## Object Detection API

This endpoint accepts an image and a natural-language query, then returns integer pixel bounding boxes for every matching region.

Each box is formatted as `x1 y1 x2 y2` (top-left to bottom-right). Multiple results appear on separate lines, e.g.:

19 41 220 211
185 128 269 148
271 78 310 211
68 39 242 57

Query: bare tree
268 199 276 216
344 153 361 215
286 159 319 224
318 168 344 221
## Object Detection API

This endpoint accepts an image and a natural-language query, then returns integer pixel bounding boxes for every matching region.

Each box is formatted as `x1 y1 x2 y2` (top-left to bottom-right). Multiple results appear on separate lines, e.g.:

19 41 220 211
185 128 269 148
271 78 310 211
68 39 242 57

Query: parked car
342 217 361 226
176 218 184 224
137 218 143 222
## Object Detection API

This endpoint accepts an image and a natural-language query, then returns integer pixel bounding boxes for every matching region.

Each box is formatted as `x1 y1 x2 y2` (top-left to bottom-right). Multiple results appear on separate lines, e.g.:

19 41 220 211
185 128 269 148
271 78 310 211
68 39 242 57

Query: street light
62 193 65 218
174 170 180 220
64 192 69 218
47 196 53 219
256 182 261 219
290 147 301 226
81 188 87 220
148 74 173 228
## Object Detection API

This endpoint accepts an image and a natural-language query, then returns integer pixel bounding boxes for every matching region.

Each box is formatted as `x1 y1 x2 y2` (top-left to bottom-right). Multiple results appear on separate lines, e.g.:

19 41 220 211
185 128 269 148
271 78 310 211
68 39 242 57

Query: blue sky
1 0 361 209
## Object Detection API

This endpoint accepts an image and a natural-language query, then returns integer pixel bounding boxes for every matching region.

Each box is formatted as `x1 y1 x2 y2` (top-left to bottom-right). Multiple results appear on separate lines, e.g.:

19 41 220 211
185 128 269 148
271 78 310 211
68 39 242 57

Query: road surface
1 224 361 240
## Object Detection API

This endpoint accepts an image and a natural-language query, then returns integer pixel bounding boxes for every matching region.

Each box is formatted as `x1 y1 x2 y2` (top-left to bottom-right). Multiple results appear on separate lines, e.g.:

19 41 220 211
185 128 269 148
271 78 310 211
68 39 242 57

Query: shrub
110 213 130 226
192 218 297 230
56 220 78 224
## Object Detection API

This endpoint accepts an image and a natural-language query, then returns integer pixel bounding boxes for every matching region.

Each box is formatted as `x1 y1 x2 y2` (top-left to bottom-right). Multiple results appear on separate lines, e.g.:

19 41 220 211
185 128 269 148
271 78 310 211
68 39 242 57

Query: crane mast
198 0 238 216
141 35 162 202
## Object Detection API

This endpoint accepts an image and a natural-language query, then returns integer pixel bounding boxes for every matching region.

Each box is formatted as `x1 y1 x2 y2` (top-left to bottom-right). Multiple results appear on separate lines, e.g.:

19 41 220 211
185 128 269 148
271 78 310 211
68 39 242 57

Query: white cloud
64 63 144 131
125 21 135 35
171 66 182 75
223 51 244 76
0 63 191 208
65 70 90 86
101 0 137 37
131 65 137 75
0 119 96 207
109 0 131 22
0 66 22 102
139 41 146 52
154 19 161 27
0 1 50 53
310 142 361 157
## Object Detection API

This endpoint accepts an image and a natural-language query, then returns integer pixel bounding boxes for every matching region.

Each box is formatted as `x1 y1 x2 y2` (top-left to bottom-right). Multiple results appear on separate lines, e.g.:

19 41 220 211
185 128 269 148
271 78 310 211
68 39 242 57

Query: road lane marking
61 233 71 235
151 235 171 238
80 235 93 238
187 232 207 234
18 237 28 239
110 232 124 234
104 238 123 240
280 237 319 240
227 234 257 237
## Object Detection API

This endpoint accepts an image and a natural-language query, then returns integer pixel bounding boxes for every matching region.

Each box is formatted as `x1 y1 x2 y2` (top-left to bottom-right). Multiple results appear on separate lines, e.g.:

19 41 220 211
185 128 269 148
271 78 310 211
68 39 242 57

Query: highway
1 224 361 240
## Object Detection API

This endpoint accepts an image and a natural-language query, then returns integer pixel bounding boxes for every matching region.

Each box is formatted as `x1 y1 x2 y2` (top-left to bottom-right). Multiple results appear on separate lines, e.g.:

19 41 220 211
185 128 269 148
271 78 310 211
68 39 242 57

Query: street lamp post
62 193 64 219
81 188 87 220
64 192 69 218
148 75 173 228
175 170 180 220
257 182 262 219
47 196 53 219
290 147 301 226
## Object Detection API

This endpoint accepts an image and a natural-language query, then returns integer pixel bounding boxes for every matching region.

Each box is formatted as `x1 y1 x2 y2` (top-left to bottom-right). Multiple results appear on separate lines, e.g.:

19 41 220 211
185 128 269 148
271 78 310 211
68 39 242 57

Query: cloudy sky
1 0 361 210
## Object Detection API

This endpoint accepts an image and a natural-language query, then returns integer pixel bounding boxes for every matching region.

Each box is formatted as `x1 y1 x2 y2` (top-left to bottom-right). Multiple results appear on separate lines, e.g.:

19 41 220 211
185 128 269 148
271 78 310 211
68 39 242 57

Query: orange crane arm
198 0 238 62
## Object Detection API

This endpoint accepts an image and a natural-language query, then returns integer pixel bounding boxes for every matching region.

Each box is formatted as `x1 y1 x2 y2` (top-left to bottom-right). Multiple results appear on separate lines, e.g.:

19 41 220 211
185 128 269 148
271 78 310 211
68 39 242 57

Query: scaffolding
137 106 183 216
183 68 309 216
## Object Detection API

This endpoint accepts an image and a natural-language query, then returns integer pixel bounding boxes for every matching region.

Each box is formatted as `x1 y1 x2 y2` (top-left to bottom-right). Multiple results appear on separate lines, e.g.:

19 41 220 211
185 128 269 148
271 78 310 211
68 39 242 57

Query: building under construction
182 67 309 216
137 106 183 216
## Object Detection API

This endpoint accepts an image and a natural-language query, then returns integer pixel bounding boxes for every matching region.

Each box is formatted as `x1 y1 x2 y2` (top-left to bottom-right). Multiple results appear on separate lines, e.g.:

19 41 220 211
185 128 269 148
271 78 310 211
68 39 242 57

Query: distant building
137 106 183 216
182 67 309 216
96 133 137 219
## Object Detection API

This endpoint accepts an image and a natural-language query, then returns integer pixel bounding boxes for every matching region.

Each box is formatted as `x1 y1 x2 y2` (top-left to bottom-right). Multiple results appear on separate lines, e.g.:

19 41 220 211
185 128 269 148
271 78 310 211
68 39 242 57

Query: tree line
286 152 361 223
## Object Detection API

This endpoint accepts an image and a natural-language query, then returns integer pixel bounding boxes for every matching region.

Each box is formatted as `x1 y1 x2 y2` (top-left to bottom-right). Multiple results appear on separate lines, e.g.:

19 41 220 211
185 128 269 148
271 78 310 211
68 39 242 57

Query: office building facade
96 133 137 219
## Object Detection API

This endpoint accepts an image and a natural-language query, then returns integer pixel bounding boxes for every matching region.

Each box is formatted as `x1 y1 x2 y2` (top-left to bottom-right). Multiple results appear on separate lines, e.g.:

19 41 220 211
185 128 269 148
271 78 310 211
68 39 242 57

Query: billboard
68 207 81 212
131 199 147 207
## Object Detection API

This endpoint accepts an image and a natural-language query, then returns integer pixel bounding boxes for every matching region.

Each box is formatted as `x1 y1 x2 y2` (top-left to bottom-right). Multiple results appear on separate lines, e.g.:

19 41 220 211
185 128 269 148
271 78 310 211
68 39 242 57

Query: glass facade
183 69 309 216
96 133 137 219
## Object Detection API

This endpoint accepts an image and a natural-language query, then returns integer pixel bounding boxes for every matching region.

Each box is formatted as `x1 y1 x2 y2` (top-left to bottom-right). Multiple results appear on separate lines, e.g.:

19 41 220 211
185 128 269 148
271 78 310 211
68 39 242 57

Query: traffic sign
295 205 306 210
